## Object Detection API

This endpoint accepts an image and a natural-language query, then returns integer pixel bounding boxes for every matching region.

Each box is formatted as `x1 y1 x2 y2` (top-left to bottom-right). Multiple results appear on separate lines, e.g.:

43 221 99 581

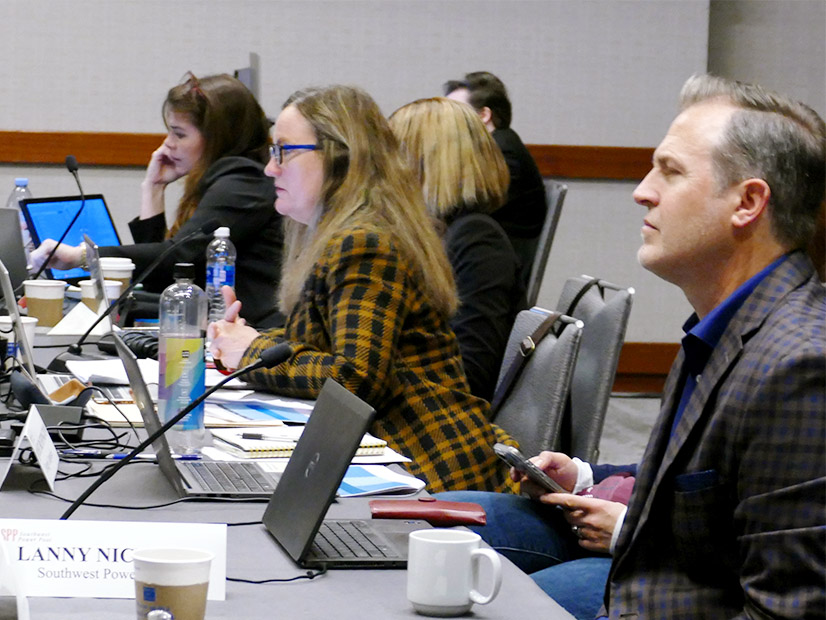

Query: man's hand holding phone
493 444 577 497
494 444 625 553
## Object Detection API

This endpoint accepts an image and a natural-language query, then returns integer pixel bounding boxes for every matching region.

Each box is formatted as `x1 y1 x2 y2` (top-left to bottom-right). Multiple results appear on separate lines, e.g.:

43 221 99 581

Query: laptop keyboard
311 520 399 559
184 461 277 494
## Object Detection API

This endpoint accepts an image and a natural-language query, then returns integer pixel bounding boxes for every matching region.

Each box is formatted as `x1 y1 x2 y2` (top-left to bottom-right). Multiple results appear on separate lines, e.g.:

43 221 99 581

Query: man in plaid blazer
603 75 826 617
441 74 825 619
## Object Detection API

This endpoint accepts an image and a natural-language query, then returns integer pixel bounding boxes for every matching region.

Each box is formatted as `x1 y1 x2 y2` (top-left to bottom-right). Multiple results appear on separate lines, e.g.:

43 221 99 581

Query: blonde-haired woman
209 85 516 493
389 97 525 402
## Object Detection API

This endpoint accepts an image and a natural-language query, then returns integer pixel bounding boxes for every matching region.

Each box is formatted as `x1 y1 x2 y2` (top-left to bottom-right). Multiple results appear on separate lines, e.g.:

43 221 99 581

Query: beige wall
1 1 822 341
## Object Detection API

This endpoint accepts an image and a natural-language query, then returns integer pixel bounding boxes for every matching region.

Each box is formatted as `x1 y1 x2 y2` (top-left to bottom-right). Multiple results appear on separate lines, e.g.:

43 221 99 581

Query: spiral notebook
211 426 387 458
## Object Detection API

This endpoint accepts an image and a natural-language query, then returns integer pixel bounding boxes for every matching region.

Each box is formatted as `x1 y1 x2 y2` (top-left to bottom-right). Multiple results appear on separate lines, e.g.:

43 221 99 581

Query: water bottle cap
214 226 230 238
173 263 196 280
14 178 28 186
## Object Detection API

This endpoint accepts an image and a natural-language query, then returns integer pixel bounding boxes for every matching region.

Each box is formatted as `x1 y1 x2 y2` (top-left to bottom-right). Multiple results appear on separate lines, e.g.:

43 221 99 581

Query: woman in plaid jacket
208 85 516 493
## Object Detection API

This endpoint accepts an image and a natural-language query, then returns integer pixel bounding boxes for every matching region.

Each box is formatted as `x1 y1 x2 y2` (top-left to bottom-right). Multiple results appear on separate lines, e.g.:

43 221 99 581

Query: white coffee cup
78 279 122 311
99 257 135 292
407 529 502 617
0 315 37 369
23 279 66 328
132 548 213 620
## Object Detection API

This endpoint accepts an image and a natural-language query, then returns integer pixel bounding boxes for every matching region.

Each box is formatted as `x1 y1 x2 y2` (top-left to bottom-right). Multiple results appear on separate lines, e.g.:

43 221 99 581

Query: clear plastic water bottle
205 226 236 324
158 263 208 454
6 178 35 265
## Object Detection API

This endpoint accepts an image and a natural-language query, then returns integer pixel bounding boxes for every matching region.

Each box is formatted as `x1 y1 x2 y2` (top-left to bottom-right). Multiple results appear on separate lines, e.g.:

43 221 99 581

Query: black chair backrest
492 307 583 458
555 276 634 461
525 180 567 307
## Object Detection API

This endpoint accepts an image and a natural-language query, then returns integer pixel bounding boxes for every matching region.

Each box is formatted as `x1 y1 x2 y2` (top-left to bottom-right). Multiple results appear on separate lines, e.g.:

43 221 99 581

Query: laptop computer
0 258 39 382
112 331 282 499
0 208 30 290
262 380 429 569
33 237 130 402
20 194 121 284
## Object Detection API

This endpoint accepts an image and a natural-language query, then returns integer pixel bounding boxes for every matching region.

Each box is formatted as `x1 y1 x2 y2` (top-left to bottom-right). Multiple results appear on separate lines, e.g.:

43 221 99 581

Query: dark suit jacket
445 212 526 402
100 156 283 327
491 127 547 286
605 251 825 618
240 225 518 494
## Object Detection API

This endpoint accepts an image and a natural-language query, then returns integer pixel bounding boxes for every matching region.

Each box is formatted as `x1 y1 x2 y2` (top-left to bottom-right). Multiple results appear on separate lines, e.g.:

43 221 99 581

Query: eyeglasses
269 143 320 165
181 71 205 99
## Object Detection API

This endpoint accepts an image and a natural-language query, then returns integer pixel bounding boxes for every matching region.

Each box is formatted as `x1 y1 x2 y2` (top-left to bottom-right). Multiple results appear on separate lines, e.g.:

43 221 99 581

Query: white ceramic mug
407 529 502 617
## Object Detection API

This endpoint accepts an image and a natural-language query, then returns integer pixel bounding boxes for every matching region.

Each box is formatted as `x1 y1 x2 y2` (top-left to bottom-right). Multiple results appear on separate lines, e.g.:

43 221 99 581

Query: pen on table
241 432 297 442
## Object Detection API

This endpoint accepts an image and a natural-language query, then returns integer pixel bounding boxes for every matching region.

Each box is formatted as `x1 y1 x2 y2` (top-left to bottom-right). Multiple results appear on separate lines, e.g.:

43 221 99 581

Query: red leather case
368 497 487 527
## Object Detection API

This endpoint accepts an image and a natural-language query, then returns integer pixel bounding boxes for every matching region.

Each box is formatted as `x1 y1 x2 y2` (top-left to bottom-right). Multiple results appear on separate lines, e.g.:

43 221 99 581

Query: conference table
0 336 575 619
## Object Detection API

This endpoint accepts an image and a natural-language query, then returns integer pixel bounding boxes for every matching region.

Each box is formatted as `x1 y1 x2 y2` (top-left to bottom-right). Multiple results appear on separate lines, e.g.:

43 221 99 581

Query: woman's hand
139 143 180 220
28 240 83 271
144 143 184 187
541 494 625 554
220 285 243 322
207 288 258 370
511 450 579 498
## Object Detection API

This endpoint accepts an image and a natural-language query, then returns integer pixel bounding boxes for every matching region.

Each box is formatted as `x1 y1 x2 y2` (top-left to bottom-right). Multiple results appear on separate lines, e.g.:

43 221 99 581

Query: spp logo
1 529 19 542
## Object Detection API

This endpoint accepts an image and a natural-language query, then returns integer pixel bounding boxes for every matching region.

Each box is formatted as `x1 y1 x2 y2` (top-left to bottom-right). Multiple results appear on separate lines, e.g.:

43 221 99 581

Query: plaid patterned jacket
604 251 825 618
240 226 517 493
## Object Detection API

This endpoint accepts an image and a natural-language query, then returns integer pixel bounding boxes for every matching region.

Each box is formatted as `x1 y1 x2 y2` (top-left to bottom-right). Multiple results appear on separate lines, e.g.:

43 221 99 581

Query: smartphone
493 443 567 493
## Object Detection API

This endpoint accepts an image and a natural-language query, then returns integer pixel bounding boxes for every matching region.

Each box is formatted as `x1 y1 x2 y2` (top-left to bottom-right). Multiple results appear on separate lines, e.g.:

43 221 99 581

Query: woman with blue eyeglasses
31 73 284 327
208 85 518 493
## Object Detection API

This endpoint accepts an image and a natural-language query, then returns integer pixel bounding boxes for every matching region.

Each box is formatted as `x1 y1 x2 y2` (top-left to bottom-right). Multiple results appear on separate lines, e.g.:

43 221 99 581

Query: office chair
490 307 582 459
555 276 634 462
524 180 568 308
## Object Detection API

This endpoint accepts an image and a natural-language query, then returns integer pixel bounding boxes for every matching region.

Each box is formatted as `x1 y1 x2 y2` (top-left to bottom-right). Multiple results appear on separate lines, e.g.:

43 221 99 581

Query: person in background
389 97 525 402
208 85 517 493
439 74 825 619
444 71 547 288
30 73 284 327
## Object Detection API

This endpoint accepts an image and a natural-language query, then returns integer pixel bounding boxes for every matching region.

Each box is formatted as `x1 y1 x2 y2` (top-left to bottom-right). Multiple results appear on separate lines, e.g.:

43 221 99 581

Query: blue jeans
437 491 611 620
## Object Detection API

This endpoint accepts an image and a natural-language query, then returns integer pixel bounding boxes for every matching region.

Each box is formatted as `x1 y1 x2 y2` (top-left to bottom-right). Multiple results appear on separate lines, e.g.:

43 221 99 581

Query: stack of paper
211 426 387 458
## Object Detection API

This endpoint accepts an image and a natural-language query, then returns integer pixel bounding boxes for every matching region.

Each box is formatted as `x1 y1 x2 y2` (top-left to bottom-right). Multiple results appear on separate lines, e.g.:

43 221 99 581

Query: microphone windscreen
258 343 292 368
199 219 221 236
65 155 79 173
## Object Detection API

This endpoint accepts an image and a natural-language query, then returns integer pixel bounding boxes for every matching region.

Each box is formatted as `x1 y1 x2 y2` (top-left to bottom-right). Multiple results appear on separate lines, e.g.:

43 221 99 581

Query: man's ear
732 178 771 229
478 106 494 128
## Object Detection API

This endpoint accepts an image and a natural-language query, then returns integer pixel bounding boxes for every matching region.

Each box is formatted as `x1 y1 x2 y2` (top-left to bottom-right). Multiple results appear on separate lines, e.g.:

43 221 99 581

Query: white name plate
0 519 226 600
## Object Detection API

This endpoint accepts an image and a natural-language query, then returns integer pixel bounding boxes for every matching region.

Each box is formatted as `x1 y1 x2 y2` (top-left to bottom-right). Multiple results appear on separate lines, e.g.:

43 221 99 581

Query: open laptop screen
20 195 121 283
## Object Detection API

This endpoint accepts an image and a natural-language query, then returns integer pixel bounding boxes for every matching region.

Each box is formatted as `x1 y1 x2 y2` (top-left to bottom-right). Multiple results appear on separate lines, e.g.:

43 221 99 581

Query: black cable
83 385 142 442
228 566 327 584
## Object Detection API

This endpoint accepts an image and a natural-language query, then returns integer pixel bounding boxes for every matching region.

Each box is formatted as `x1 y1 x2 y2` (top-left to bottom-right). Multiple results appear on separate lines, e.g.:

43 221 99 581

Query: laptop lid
111 331 187 496
262 380 379 563
0 208 30 290
0 258 38 380
20 195 121 284
111 332 278 499
83 234 111 315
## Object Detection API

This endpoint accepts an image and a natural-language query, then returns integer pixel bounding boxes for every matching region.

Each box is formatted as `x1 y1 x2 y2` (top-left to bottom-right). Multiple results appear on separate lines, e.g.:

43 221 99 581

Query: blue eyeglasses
269 143 320 165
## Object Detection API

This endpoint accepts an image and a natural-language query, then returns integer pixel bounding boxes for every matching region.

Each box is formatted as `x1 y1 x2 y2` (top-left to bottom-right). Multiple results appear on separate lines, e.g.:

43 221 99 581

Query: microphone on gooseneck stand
67 218 221 354
60 342 293 519
30 155 86 282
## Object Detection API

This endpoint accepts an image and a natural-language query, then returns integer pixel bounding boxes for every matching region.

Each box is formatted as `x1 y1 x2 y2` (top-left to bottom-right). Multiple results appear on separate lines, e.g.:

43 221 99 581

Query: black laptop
262 379 429 569
20 194 121 284
0 208 30 290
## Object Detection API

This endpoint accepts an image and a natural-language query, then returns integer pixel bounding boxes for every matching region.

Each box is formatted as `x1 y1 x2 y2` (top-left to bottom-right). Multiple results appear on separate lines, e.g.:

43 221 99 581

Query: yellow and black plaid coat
240 225 517 493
